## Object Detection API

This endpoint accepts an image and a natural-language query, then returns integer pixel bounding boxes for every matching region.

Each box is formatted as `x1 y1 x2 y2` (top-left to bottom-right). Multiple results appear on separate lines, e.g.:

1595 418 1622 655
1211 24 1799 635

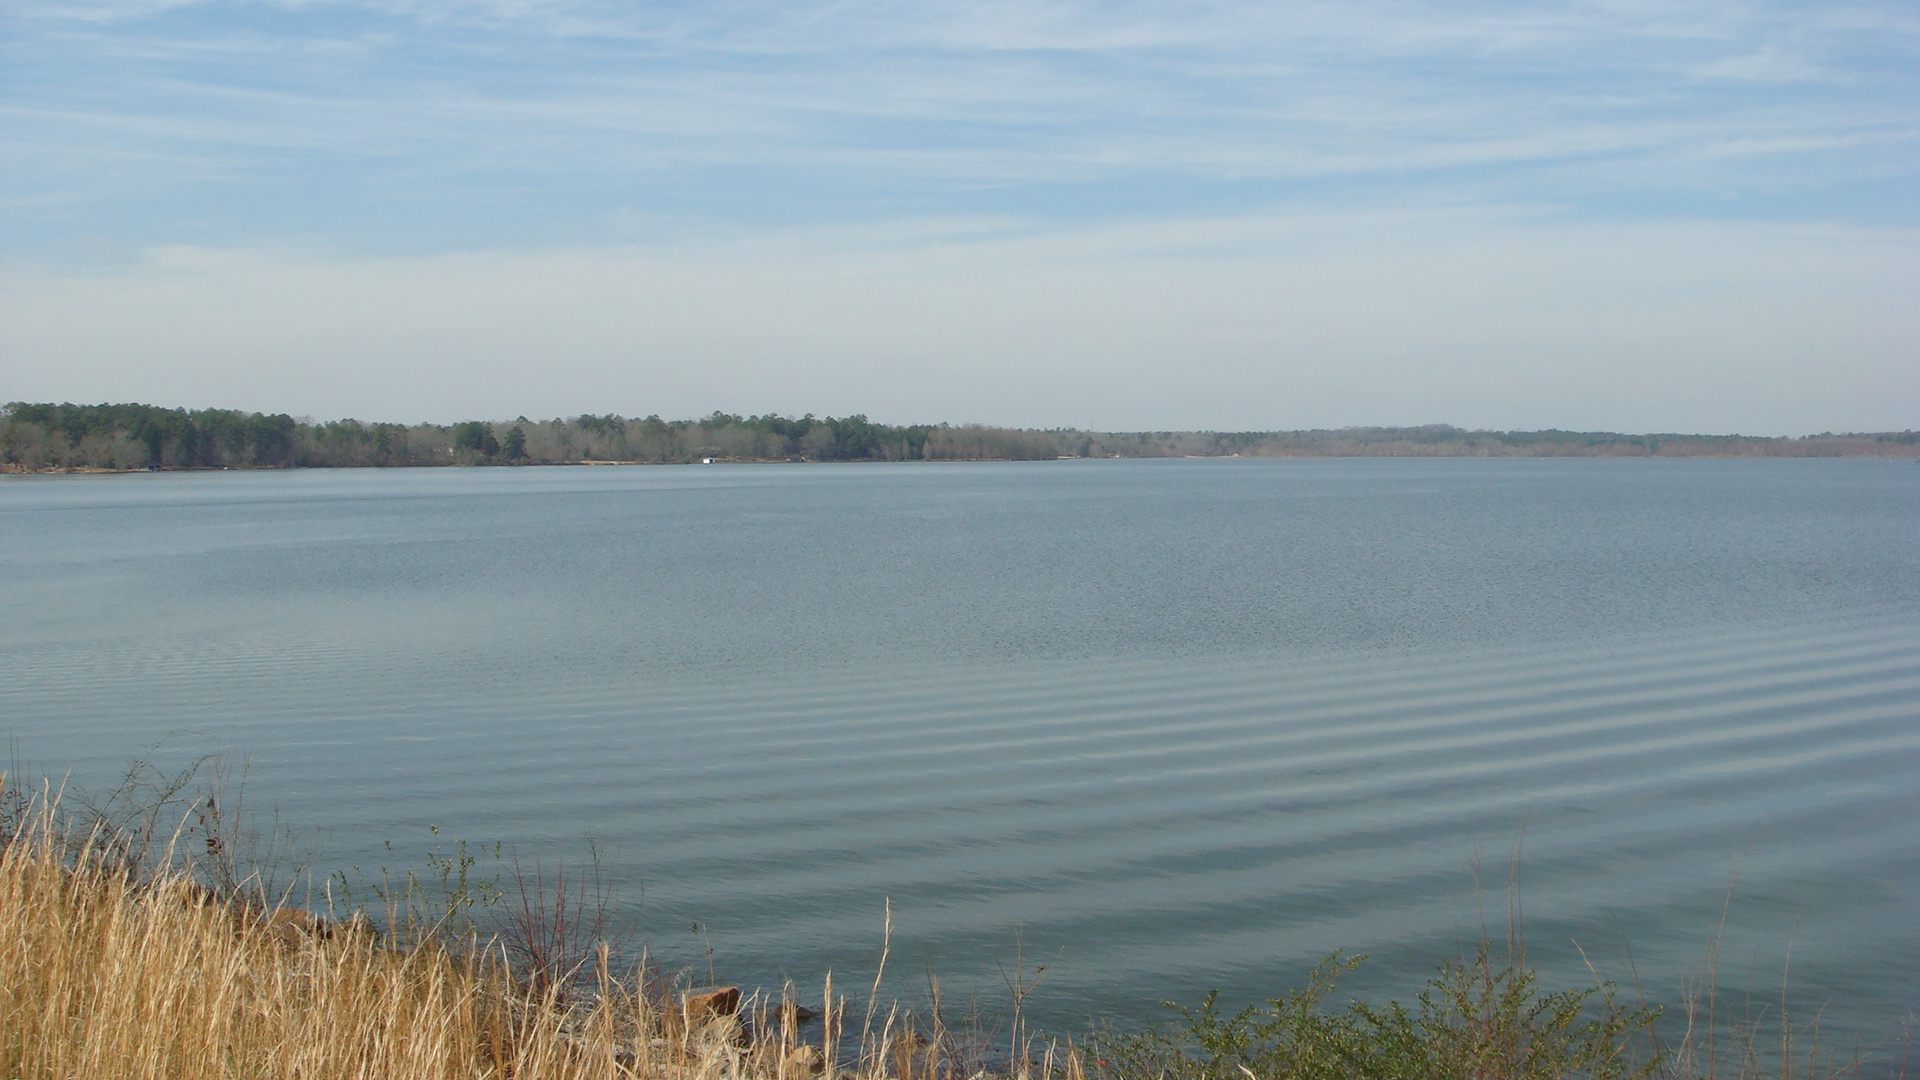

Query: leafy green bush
1090 950 1661 1080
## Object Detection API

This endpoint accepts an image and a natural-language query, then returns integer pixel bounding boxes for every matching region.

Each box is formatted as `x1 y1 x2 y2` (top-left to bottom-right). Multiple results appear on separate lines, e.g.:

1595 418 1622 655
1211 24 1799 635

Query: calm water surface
4 459 1917 1061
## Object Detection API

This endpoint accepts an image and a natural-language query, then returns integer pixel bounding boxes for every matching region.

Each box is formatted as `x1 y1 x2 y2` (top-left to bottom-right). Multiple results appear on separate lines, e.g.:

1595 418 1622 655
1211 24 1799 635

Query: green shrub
1090 950 1661 1080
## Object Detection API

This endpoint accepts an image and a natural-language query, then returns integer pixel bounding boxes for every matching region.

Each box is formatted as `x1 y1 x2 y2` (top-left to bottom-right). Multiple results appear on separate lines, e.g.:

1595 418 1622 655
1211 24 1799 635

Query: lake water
4 458 1918 1065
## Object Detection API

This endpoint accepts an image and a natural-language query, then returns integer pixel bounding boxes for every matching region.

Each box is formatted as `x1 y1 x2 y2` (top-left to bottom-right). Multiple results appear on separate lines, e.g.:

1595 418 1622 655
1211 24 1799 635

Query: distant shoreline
4 401 1915 471
6 451 1920 477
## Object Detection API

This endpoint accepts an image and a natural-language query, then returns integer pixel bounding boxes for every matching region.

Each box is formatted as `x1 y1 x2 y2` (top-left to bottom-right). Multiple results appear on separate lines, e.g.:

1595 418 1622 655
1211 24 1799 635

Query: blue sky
2 0 1915 431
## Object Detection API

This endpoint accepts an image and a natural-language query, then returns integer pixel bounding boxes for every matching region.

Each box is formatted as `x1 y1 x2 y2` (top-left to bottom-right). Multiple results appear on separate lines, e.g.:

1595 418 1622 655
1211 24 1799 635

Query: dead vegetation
0 774 1070 1080
0 765 1901 1080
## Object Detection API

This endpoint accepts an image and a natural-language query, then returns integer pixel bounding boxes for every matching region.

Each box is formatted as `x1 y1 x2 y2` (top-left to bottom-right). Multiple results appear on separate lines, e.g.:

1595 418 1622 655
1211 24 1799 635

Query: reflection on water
4 458 1917 1061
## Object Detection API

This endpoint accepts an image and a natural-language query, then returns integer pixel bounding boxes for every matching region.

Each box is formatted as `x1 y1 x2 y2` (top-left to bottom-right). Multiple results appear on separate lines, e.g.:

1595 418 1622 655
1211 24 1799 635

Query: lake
4 458 1917 1065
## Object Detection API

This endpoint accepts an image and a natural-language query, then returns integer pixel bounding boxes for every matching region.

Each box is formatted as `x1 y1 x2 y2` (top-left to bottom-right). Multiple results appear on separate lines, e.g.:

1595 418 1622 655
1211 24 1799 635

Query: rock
682 986 742 1021
784 1045 824 1073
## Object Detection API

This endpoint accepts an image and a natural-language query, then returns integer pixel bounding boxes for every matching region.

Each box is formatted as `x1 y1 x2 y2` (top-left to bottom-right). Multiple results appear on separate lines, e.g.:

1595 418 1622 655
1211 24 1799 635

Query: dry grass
3 768 1897 1080
0 783 1034 1080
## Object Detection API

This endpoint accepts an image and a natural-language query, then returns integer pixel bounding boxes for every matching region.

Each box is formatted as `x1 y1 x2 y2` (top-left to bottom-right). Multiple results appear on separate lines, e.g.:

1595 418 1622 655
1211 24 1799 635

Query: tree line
0 404 1061 469
3 402 1914 472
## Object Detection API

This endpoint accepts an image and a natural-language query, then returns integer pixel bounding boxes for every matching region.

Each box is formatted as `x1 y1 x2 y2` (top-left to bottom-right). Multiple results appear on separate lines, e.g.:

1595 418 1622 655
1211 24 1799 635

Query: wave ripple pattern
2 458 1916 1056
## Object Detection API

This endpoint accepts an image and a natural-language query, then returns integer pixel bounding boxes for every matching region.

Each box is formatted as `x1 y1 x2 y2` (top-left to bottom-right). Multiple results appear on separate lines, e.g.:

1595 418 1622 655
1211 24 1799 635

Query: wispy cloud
5 0 1914 256
3 1 1912 427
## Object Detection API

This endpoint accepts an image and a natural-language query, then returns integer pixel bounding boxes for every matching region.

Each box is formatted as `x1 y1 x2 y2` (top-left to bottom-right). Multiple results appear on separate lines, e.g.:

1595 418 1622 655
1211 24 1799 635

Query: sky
1 0 1915 433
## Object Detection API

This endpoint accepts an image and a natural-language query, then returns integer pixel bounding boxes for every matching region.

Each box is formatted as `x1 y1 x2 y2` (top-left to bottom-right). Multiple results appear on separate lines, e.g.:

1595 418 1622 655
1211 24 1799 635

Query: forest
3 401 1915 471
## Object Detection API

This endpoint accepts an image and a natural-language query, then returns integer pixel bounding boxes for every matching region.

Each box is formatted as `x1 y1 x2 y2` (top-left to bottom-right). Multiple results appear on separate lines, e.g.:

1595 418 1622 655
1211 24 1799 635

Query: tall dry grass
0 782 1013 1080
2 766 1898 1080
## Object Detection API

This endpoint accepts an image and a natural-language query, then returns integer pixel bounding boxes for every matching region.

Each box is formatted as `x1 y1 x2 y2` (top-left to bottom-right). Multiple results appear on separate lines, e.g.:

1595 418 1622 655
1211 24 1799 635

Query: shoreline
6 449 1918 477
3 791 1896 1080
5 402 1916 471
